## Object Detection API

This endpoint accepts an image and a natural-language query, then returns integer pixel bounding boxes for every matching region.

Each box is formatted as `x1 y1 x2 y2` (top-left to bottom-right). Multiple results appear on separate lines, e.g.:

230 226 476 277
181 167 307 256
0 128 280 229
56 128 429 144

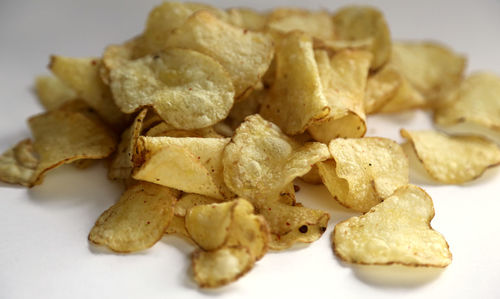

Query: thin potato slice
266 9 335 41
133 136 233 200
35 75 76 111
28 101 117 185
333 185 452 267
223 114 330 201
308 49 371 142
260 31 330 135
317 137 409 212
110 48 234 130
333 6 391 69
0 139 38 187
364 66 402 114
88 182 177 253
401 129 500 184
165 11 274 98
434 72 500 132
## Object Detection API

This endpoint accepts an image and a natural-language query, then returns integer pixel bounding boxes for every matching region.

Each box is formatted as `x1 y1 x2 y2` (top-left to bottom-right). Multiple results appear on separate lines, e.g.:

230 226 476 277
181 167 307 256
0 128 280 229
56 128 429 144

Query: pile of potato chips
2 1 500 288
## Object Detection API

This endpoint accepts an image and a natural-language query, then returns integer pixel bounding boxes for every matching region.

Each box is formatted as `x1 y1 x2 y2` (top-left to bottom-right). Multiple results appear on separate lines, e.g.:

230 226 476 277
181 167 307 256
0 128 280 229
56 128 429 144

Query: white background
1 0 500 298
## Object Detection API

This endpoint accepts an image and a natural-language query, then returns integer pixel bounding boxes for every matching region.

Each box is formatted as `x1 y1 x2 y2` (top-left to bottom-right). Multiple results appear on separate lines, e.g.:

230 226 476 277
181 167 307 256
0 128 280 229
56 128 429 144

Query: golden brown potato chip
401 129 500 184
133 136 233 200
28 101 117 185
108 109 148 180
109 48 234 130
227 8 268 31
317 137 409 212
165 215 189 237
35 75 76 111
0 139 38 187
434 72 500 132
88 182 177 252
165 10 274 98
364 66 402 114
266 8 334 41
333 185 452 267
307 49 371 142
333 6 391 69
260 31 330 135
49 56 127 127
223 114 330 201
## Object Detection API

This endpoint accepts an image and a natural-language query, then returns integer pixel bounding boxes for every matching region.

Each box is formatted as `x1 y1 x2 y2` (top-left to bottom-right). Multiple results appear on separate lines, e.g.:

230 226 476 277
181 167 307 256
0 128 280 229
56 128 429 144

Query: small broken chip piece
88 181 178 252
333 185 452 267
401 129 500 184
317 137 409 212
0 139 38 187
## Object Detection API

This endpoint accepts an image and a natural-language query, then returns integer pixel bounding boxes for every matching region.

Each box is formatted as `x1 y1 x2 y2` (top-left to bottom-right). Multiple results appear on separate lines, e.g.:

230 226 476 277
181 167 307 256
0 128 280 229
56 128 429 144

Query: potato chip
0 139 38 187
165 215 190 237
99 38 139 85
400 129 500 184
434 72 500 132
300 165 322 185
333 185 452 267
35 75 76 111
133 136 233 200
88 182 177 252
109 48 234 130
259 31 330 135
278 183 296 206
164 10 274 98
28 101 117 185
307 49 371 142
226 88 263 130
108 109 148 180
49 56 127 127
364 66 402 114
145 122 222 138
223 114 330 201
332 6 391 69
266 8 334 41
377 71 427 113
317 137 409 212
227 8 268 31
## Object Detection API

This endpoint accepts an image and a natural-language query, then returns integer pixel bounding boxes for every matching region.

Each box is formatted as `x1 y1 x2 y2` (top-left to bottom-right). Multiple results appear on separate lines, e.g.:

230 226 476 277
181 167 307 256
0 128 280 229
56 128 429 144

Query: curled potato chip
28 101 117 185
307 49 371 142
333 185 452 267
317 137 409 212
88 182 177 252
364 66 402 114
35 75 76 111
333 6 391 69
109 48 234 130
0 139 38 187
49 56 127 127
223 114 330 201
401 129 500 184
266 8 334 41
260 31 330 135
133 136 233 200
434 72 500 132
165 10 274 98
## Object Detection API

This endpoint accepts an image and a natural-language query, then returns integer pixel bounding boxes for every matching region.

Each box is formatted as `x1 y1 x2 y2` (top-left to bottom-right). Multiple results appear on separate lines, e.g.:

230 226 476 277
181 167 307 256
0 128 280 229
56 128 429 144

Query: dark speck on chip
299 225 308 233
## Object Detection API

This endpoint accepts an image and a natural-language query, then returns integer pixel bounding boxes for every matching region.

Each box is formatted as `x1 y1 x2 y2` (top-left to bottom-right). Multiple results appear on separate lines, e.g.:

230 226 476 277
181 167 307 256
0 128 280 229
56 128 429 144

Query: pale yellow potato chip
308 49 371 142
227 8 268 31
266 8 335 41
278 183 296 206
0 139 38 187
364 66 402 114
109 48 234 130
100 37 139 85
35 75 76 111
223 114 330 201
333 185 452 267
377 71 427 113
49 56 127 127
317 137 409 212
174 193 220 217
434 72 500 132
133 136 233 200
165 215 189 237
108 109 148 180
88 182 177 253
333 6 391 69
165 10 274 98
401 129 500 184
28 101 117 185
145 122 222 138
260 31 330 135
300 165 323 185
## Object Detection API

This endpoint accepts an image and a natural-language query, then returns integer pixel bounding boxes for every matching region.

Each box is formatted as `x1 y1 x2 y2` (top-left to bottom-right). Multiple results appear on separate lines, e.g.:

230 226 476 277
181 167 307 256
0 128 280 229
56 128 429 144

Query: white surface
1 0 500 298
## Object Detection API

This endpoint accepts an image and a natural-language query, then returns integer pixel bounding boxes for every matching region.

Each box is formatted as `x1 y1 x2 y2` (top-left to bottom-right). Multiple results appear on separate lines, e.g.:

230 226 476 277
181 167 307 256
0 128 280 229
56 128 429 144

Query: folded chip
317 137 409 212
333 185 452 267
307 49 371 142
260 31 330 135
133 136 233 200
401 129 500 184
0 139 38 187
266 8 334 41
223 114 330 202
35 75 76 111
88 182 178 252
